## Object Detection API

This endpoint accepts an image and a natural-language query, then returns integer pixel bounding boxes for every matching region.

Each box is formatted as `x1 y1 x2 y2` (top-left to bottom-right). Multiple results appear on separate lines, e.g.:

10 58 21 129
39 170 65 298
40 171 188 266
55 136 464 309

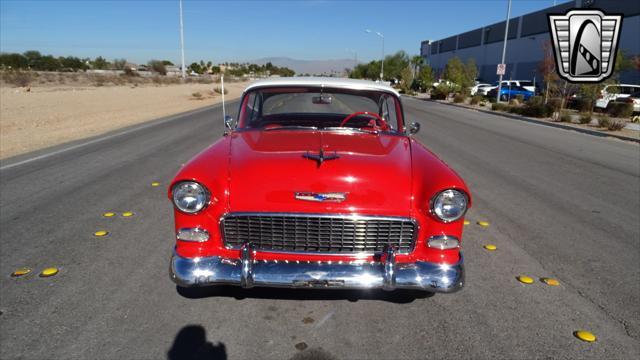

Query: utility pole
179 0 186 79
496 0 512 103
365 29 384 81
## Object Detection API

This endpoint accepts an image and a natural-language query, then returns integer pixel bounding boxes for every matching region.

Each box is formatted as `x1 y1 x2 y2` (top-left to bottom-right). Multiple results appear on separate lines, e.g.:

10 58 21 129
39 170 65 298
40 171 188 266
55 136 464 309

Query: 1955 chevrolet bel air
169 77 471 293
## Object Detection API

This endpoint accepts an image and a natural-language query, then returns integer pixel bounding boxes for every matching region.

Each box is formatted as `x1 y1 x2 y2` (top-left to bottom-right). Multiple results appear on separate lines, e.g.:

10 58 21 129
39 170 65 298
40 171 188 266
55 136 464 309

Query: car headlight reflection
431 189 468 223
172 181 209 213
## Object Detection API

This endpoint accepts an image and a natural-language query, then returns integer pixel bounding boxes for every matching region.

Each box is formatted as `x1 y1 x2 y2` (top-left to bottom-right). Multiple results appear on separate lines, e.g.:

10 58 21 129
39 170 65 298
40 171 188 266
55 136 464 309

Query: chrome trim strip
169 251 464 293
219 212 418 256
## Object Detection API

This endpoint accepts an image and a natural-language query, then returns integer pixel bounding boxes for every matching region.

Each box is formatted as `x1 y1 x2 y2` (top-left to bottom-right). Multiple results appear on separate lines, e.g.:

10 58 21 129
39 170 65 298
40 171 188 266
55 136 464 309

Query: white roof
244 77 400 96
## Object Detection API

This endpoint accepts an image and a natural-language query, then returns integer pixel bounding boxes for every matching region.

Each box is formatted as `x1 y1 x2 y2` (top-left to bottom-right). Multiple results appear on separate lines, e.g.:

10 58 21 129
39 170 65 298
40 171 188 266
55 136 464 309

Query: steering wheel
340 111 389 131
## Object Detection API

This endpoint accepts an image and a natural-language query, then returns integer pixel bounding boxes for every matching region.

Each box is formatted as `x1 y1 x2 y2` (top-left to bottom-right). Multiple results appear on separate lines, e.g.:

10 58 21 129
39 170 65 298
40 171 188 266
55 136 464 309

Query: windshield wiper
263 126 318 131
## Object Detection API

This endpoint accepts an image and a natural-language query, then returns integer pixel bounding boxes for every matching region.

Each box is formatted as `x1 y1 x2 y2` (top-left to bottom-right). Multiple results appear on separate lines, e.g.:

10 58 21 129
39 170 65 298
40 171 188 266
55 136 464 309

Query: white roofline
243 77 400 97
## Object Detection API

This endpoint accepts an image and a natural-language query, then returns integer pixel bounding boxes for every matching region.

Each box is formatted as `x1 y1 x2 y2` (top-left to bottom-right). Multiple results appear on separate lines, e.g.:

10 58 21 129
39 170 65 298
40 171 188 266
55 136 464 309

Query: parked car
169 77 471 293
471 83 491 96
485 80 536 94
595 84 640 111
613 91 640 113
487 85 534 101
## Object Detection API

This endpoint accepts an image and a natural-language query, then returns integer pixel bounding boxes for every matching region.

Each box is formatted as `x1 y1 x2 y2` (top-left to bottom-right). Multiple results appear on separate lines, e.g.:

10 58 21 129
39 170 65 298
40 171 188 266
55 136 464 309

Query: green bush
453 94 465 103
508 106 522 115
191 91 203 99
607 103 634 118
574 98 594 112
559 110 572 122
509 98 520 106
527 96 544 107
578 113 592 124
431 84 451 100
547 97 563 112
492 103 508 111
489 97 497 103
470 95 482 105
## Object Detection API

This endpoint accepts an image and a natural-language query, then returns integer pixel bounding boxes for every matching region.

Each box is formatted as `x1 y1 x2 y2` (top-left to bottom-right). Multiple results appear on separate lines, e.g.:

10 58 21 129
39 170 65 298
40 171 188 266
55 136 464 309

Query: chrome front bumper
170 244 464 293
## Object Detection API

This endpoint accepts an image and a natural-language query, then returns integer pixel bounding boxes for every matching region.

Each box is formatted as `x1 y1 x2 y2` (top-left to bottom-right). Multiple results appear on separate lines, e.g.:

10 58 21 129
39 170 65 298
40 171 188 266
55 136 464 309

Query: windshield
237 87 403 132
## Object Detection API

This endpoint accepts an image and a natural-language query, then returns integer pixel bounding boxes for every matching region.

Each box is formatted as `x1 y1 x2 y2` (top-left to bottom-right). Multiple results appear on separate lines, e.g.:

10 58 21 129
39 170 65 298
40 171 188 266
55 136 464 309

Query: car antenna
221 74 226 121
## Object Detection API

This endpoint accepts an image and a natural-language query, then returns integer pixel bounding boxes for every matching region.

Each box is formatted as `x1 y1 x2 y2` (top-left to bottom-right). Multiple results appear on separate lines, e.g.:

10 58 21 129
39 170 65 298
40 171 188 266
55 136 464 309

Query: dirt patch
0 81 249 159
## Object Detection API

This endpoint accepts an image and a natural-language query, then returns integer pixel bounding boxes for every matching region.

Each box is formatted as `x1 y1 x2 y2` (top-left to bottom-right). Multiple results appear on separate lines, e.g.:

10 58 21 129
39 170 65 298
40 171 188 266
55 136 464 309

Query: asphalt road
1 97 638 360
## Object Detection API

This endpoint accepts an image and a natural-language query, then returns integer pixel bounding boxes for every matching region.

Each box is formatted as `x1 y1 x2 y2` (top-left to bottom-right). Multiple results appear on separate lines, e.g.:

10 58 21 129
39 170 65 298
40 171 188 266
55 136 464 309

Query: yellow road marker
477 221 490 227
94 230 109 237
102 212 116 218
151 182 161 187
484 244 497 251
40 267 59 277
517 275 534 284
574 330 596 342
11 268 31 277
541 277 560 286
121 211 134 217
463 220 470 225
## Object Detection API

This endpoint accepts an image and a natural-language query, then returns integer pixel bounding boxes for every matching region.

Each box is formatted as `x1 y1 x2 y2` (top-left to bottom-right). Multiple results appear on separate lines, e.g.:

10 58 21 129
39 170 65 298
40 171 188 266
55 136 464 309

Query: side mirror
408 122 420 135
224 115 234 130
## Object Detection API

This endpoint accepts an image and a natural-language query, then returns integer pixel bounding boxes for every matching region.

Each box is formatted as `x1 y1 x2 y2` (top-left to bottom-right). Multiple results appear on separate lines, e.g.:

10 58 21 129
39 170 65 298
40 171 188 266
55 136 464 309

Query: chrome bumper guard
170 243 464 293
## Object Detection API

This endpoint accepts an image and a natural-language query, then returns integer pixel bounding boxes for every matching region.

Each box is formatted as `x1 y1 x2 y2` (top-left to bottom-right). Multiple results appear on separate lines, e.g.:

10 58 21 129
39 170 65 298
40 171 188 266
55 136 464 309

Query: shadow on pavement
176 285 434 303
167 325 227 360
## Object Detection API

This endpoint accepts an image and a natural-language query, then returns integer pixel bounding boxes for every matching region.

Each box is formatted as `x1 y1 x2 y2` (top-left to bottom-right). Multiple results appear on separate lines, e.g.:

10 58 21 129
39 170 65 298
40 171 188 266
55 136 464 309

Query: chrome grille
221 213 416 254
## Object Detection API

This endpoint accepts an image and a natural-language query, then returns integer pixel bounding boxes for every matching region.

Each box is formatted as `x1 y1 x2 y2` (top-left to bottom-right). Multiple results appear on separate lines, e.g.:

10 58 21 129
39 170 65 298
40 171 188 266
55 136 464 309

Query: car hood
227 130 413 216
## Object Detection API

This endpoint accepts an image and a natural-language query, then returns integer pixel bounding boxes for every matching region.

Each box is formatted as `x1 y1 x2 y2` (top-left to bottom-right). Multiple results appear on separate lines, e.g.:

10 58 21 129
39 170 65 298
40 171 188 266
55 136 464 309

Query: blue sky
1 0 560 64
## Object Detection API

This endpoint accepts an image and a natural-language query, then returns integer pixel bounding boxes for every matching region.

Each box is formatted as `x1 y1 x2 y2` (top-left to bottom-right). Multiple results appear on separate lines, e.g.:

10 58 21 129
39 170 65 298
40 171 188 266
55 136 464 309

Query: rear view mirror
408 122 420 135
312 95 333 104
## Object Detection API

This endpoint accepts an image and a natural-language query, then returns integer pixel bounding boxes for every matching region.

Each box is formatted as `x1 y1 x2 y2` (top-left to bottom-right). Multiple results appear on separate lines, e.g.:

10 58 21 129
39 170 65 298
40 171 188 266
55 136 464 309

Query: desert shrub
508 106 522 115
123 67 138 77
191 92 203 99
607 103 633 118
453 94 465 103
430 84 449 100
607 119 626 131
578 113 592 124
94 76 105 87
574 98 594 112
558 110 572 122
214 86 228 95
527 96 544 107
515 94 524 103
597 116 610 128
548 97 563 112
470 95 482 105
489 97 497 103
492 103 508 111
4 70 33 87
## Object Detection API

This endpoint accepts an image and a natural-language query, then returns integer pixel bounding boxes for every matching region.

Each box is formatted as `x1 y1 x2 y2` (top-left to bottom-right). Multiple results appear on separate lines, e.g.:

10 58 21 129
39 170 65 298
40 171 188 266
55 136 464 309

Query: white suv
595 84 640 110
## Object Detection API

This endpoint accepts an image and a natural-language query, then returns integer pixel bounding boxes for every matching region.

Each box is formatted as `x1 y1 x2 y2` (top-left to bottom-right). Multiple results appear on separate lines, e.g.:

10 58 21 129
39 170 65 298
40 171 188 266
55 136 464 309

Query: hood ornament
303 148 339 167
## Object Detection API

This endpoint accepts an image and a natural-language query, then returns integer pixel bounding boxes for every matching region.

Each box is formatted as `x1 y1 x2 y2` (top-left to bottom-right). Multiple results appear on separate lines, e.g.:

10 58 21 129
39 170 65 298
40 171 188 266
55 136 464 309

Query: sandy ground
0 81 249 159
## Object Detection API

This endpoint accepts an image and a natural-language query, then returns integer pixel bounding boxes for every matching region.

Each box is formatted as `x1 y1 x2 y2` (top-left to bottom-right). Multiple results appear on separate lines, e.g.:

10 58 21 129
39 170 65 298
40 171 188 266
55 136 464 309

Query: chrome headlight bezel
429 189 469 223
171 181 210 214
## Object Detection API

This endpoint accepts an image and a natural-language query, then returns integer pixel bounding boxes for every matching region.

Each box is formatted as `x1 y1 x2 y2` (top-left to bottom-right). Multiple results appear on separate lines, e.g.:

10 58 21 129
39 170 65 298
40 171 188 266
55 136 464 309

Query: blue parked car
487 86 534 101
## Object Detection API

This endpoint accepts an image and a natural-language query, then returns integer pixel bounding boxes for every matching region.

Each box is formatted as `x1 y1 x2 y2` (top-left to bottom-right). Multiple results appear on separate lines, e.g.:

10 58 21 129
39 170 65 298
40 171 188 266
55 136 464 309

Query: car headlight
172 181 209 213
431 189 468 222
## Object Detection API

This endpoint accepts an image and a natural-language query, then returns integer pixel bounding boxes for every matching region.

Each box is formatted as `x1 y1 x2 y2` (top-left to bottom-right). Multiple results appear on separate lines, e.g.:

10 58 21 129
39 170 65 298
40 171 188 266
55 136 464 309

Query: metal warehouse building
420 0 640 84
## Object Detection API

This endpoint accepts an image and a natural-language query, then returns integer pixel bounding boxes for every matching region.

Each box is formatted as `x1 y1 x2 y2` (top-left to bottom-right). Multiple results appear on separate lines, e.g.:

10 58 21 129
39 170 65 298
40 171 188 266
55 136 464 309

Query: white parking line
0 104 222 171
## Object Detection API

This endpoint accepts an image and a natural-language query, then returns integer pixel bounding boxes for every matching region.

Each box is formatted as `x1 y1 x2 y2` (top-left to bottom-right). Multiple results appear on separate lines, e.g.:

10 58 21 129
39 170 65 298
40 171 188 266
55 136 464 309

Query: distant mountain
251 57 357 75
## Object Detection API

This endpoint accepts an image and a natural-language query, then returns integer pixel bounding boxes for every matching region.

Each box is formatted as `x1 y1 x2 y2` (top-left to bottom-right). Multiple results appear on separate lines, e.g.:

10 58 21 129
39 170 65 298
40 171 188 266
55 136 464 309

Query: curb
409 96 640 144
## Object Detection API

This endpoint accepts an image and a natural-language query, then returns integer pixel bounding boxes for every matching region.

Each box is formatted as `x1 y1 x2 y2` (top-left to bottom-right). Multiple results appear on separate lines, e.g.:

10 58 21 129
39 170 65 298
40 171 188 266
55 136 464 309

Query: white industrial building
420 0 639 84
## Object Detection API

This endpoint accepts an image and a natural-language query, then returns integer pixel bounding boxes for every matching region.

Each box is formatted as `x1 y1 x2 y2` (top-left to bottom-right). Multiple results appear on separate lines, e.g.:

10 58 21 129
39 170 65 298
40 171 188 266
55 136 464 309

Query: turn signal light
427 235 460 250
176 228 210 242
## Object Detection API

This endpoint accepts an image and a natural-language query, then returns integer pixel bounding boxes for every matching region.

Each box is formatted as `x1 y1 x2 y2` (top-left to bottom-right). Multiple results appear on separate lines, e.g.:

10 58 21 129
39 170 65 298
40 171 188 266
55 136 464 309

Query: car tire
500 94 508 101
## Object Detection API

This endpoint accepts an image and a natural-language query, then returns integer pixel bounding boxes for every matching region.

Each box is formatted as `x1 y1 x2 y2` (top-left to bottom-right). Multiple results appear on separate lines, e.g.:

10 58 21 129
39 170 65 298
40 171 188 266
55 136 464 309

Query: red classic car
169 77 471 293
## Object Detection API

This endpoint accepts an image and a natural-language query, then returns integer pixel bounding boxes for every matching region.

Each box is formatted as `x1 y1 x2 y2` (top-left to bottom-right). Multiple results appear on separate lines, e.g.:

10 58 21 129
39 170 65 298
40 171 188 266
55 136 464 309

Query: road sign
496 64 506 76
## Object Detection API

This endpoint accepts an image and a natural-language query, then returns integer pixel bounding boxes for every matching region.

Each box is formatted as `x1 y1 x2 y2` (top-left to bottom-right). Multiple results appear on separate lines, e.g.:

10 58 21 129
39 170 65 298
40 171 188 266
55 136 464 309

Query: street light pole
496 0 512 103
179 0 186 79
366 29 384 81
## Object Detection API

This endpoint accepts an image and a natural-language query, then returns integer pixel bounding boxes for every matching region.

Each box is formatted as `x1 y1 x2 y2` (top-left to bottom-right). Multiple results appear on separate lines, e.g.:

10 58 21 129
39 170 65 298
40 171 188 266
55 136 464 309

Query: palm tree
411 55 424 77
